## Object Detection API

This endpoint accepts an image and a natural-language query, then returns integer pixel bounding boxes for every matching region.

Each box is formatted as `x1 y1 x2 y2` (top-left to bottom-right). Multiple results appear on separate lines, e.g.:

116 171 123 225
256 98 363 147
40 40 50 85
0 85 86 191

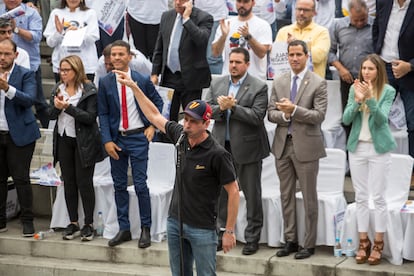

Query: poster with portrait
87 0 126 36
267 41 290 80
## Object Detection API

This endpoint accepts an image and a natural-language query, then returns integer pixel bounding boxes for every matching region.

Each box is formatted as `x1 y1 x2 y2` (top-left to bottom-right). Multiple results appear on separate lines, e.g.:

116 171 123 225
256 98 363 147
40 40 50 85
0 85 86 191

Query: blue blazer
97 70 163 144
4 64 40 146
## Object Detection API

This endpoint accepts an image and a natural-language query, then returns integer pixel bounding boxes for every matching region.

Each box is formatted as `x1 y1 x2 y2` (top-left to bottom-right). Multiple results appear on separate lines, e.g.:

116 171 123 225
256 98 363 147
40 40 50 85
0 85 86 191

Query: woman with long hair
49 55 105 241
343 54 397 265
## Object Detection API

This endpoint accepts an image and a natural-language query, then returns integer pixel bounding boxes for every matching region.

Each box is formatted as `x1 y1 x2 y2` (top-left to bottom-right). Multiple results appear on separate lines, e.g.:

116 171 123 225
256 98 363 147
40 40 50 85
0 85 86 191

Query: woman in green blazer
343 54 397 265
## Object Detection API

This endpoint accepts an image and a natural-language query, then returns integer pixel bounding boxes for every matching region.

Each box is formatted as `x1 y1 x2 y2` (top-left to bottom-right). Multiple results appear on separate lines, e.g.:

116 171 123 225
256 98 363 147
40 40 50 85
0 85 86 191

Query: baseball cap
181 100 212 121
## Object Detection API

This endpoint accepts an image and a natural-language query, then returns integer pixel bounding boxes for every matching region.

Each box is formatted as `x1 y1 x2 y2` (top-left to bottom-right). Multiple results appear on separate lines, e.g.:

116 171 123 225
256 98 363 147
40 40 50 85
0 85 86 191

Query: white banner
155 86 175 120
267 41 290 80
88 0 126 36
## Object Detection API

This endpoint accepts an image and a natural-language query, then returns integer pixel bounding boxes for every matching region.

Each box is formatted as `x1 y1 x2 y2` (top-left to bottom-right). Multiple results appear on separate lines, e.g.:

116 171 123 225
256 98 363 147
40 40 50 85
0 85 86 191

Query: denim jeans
110 132 151 230
167 217 217 276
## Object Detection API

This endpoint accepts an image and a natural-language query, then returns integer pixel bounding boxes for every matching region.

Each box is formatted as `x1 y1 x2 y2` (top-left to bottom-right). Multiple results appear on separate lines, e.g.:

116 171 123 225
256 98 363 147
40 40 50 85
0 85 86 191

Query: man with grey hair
0 18 30 69
329 0 373 138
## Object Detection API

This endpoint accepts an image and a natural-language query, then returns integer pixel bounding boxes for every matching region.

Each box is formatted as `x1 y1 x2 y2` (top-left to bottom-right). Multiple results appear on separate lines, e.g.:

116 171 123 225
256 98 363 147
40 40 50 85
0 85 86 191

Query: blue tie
168 16 183 73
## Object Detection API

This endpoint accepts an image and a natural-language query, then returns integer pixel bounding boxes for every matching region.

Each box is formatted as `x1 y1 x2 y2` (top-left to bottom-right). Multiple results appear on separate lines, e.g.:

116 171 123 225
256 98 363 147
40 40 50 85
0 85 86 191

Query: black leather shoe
138 227 151 248
242 242 259 255
294 248 315 259
217 231 224 252
22 221 35 237
276 241 299 257
108 230 132 247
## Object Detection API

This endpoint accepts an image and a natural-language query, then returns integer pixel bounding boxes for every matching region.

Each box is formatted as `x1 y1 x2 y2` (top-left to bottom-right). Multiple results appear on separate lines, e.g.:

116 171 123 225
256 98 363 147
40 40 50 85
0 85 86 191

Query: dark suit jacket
152 7 213 90
205 74 270 164
97 71 163 144
373 0 414 89
268 70 327 162
4 64 40 146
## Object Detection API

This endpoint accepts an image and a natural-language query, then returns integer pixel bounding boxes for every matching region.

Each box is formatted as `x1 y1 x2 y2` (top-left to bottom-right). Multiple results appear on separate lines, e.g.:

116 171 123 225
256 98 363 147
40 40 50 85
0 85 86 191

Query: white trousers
349 141 391 233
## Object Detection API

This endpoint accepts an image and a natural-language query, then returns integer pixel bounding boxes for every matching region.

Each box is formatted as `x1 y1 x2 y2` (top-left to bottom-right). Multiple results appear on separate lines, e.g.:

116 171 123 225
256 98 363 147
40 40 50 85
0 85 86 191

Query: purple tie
290 75 298 103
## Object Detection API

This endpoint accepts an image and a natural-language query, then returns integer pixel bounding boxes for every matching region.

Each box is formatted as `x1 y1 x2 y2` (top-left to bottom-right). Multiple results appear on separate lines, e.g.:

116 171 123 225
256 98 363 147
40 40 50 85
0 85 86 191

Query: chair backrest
261 153 280 197
317 148 346 195
147 142 176 190
385 153 413 208
322 80 342 130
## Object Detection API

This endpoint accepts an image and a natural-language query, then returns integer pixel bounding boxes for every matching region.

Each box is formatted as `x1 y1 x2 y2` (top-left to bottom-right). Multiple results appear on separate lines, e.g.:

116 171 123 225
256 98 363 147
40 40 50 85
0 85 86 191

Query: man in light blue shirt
1 0 49 128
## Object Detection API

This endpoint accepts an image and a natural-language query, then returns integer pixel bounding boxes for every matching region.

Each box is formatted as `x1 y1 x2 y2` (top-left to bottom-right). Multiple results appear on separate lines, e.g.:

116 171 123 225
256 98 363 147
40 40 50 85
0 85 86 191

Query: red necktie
121 84 128 130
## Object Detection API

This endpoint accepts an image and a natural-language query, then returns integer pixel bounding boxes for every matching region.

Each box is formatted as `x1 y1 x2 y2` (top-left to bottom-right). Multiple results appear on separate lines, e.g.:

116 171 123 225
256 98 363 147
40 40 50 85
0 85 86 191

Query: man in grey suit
268 40 327 259
206 47 269 255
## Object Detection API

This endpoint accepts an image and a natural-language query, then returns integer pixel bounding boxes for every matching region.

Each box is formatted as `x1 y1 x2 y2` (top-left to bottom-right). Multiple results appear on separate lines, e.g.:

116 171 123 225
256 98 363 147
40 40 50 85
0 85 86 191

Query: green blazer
343 83 397 154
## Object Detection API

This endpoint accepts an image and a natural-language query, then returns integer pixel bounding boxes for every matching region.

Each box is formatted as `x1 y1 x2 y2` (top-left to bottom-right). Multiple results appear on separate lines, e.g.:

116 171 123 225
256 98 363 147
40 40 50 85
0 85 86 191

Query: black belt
118 127 146 136
0 130 9 135
287 133 293 139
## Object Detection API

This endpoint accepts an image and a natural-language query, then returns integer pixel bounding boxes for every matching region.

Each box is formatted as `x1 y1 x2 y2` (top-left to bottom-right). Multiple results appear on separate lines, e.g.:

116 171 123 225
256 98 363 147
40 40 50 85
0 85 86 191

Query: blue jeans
207 20 223 75
110 132 151 230
167 217 217 276
386 63 414 160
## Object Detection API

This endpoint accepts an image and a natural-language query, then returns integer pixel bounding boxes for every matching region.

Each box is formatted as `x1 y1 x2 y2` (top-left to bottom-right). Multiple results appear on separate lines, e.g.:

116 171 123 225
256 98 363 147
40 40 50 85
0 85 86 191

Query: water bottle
96 211 104 237
34 229 55 240
345 238 355 257
333 237 342 257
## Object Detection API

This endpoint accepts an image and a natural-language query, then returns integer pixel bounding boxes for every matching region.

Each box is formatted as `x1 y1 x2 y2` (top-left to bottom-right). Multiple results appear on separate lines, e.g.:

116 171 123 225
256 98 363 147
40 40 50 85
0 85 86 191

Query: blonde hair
357 54 388 112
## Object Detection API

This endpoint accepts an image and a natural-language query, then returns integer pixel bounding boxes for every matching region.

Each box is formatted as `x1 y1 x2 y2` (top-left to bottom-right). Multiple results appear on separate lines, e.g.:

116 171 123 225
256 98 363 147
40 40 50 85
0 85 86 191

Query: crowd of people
0 0 413 274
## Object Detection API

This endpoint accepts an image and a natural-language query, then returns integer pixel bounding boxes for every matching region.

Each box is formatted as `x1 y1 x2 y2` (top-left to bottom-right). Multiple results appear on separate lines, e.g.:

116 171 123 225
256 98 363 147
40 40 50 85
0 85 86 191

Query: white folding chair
235 153 284 247
125 142 176 242
321 80 346 151
341 153 413 265
296 148 348 246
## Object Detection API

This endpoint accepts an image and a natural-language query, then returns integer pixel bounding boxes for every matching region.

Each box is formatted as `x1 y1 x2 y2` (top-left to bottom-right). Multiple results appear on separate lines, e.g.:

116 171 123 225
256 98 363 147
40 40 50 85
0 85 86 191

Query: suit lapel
236 75 250 101
166 11 178 47
400 1 414 36
294 71 311 104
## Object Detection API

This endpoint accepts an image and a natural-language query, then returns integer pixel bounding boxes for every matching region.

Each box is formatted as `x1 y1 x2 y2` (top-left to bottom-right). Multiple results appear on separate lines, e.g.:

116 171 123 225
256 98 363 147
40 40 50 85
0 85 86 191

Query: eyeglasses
59 68 73 74
0 30 12 35
295 7 314 13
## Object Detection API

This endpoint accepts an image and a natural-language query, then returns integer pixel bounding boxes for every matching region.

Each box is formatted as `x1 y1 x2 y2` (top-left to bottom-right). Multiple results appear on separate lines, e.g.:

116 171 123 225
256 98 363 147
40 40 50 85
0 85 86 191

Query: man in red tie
97 40 164 248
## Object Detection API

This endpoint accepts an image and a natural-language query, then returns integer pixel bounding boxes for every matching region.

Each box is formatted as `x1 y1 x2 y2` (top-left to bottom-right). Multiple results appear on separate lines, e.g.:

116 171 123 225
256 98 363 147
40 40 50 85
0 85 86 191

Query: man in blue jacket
0 39 40 236
98 40 163 248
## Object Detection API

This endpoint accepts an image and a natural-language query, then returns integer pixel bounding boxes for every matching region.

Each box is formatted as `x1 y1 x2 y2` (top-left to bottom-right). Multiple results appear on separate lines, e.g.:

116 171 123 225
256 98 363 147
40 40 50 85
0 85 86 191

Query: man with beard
151 0 213 123
276 0 330 78
206 47 269 255
212 0 272 80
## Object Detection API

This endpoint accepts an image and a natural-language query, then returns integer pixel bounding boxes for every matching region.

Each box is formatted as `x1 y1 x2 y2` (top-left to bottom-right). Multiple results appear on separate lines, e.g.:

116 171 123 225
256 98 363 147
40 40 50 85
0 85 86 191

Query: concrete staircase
40 41 55 100
1 217 414 276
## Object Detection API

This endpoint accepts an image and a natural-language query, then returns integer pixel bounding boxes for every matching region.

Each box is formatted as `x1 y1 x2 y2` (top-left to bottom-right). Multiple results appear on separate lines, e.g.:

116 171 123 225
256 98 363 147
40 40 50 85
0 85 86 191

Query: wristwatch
244 34 252 41
13 27 19 34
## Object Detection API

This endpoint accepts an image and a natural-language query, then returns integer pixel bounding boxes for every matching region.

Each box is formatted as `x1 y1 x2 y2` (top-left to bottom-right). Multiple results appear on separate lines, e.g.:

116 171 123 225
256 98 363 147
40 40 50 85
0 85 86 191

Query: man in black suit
151 0 213 123
373 0 414 163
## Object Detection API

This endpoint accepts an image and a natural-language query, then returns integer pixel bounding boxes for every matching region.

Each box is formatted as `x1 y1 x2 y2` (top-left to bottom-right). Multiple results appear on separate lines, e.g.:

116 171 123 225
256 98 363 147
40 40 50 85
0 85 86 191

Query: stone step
40 58 54 79
40 40 53 57
41 78 55 100
1 218 414 276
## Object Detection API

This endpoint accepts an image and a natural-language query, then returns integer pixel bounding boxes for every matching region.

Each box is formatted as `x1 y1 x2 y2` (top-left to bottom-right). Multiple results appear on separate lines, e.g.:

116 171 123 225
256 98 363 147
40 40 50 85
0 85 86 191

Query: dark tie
121 84 128 130
168 15 183 73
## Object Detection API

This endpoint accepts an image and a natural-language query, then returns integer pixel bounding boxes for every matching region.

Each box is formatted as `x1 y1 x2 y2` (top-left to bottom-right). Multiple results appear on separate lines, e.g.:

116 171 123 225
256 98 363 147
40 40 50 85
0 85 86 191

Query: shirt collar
228 72 248 86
